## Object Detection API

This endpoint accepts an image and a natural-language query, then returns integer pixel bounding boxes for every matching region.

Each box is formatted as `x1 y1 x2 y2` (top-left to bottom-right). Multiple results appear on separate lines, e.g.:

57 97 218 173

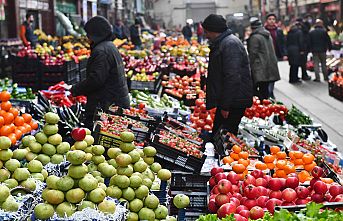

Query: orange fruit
0 91 11 102
230 152 240 161
8 123 15 133
8 108 19 118
23 123 32 133
264 155 275 163
288 151 296 160
30 121 38 130
275 169 287 178
238 159 250 167
0 125 11 136
223 156 234 165
14 116 25 126
1 101 12 111
284 164 296 174
0 116 4 127
14 129 23 140
255 162 268 170
270 146 280 154
302 153 315 164
3 112 14 125
293 151 304 159
17 126 26 133
232 145 241 154
8 133 17 145
304 161 317 172
266 162 275 169
232 163 246 173
276 152 287 159
239 151 249 159
0 110 6 117
22 113 32 123
294 158 304 165
276 160 287 169
237 173 245 180
298 171 311 183
320 178 333 184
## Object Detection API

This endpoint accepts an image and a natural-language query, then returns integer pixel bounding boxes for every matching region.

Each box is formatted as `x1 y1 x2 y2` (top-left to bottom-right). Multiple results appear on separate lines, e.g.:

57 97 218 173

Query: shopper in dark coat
130 19 142 49
202 14 253 136
287 23 306 83
309 19 332 81
71 16 130 129
182 23 193 43
248 18 280 100
297 19 311 80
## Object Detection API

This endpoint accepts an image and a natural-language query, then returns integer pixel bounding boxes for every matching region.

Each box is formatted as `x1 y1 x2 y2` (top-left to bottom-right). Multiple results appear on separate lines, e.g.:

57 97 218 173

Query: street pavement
274 61 343 153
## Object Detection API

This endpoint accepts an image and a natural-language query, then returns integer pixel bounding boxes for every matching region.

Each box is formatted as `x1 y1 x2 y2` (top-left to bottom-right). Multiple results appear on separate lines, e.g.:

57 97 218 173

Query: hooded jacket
287 25 306 66
72 16 130 128
206 29 253 111
248 27 280 83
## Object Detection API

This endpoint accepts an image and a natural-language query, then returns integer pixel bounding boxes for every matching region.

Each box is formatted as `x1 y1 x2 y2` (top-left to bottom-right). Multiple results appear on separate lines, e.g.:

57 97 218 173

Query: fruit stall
0 34 342 221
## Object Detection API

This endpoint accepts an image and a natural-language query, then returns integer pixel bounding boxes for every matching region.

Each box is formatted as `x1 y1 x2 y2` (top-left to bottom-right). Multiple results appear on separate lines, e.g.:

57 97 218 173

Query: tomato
263 99 272 105
195 99 204 107
200 104 207 111
205 116 213 125
194 106 200 113
138 103 145 109
190 115 199 123
196 119 206 128
199 112 208 119
204 124 212 131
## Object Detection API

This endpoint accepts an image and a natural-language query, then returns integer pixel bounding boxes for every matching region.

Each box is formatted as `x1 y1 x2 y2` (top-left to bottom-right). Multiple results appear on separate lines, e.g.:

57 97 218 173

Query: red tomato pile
190 98 216 132
244 97 288 120
161 75 202 99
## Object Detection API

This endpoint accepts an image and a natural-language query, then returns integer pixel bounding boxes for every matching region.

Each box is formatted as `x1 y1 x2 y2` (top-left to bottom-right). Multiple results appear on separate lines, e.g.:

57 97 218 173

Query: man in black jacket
309 19 332 82
202 14 253 136
182 22 193 43
130 19 142 49
71 16 130 129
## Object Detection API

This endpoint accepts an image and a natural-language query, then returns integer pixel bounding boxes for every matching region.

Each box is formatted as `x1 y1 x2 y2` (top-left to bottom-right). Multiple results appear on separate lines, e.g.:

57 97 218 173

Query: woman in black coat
286 23 306 83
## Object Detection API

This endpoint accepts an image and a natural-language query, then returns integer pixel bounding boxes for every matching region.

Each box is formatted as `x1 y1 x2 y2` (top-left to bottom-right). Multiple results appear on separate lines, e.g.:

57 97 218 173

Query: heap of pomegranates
208 166 343 220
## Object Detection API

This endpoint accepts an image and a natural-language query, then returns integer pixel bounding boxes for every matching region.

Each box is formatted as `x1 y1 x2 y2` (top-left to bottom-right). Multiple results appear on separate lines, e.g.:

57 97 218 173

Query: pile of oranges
222 145 253 179
0 90 38 145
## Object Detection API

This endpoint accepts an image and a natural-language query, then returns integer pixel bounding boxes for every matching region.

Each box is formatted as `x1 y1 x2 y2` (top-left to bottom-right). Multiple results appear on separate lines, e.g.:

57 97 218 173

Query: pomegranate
217 179 232 194
311 166 324 179
282 188 297 202
329 185 343 197
215 194 231 207
250 206 264 220
269 190 282 200
313 181 328 194
217 203 236 218
295 186 310 199
285 176 299 189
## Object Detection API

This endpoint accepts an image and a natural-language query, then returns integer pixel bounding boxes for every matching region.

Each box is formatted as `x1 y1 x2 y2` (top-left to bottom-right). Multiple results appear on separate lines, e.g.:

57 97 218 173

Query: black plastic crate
10 55 40 73
171 191 207 209
12 72 38 83
328 82 343 101
170 208 206 221
41 69 79 87
130 77 162 93
79 59 88 69
93 124 122 150
150 136 206 174
171 172 210 191
79 68 87 81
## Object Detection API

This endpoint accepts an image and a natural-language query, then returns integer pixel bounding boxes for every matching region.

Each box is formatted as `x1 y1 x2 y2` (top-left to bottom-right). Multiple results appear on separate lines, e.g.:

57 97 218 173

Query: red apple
244 185 259 199
310 178 320 187
217 203 236 218
295 198 309 205
218 179 232 194
311 166 324 179
244 175 256 186
266 199 282 214
256 186 269 196
295 186 310 199
251 170 264 179
215 194 231 207
215 173 227 183
250 206 264 220
256 196 269 207
208 199 219 213
233 193 243 201
268 178 282 191
230 197 241 207
256 178 268 187
71 128 86 141
243 199 257 210
269 190 282 200
282 188 297 202
329 185 343 197
311 193 324 203
313 181 328 194
279 178 286 190
209 177 217 187
227 172 240 185
236 205 248 214
286 177 299 189
232 185 239 193
211 167 224 176
239 210 250 219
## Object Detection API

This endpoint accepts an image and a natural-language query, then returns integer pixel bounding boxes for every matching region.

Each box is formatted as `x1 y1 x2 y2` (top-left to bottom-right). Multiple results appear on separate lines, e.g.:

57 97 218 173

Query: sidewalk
274 61 343 152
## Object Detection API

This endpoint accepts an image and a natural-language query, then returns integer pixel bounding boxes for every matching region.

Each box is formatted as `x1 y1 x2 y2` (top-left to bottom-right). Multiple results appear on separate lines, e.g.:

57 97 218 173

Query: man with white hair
182 20 193 43
309 19 332 82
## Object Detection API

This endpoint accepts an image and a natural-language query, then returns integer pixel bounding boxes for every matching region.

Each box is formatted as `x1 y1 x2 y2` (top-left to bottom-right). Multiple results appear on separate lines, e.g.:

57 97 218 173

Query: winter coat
129 25 142 46
72 16 130 128
182 25 192 38
248 27 280 84
287 26 306 66
309 26 332 53
265 25 287 59
206 29 253 111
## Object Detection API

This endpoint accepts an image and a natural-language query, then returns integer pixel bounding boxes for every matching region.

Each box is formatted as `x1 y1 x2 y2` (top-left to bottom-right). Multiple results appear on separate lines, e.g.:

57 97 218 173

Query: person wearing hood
287 22 307 83
202 14 253 137
71 16 130 129
248 18 280 100
309 19 332 82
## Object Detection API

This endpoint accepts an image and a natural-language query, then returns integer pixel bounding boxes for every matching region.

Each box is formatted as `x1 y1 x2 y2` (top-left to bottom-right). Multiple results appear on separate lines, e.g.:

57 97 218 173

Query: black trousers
289 65 300 82
254 82 270 101
212 108 246 136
